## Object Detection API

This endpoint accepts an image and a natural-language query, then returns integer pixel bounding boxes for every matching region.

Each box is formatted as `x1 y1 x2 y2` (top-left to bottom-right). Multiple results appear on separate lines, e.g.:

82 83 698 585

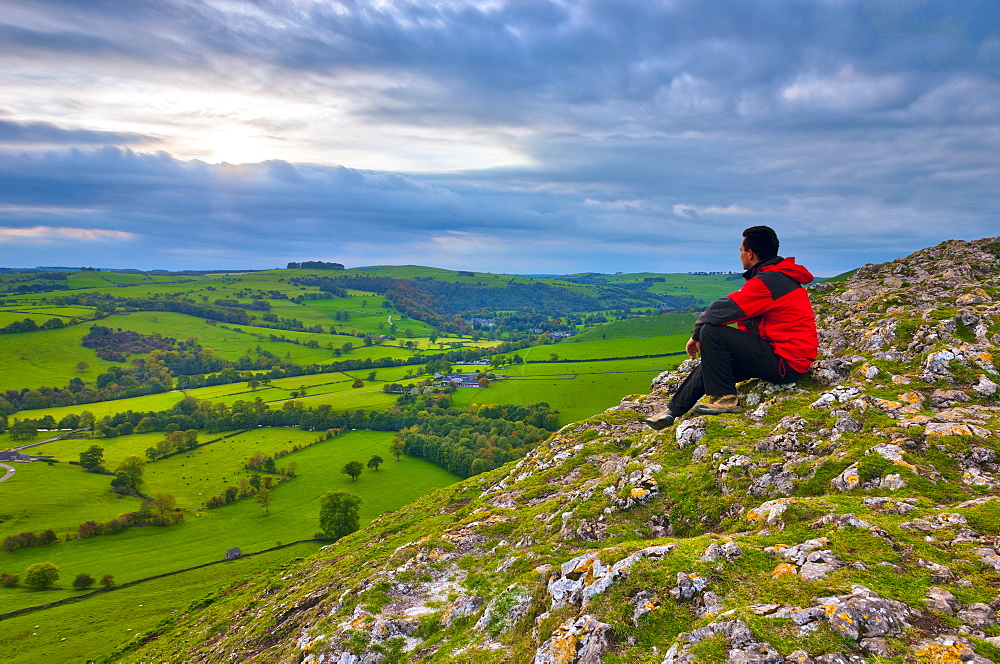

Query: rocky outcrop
120 237 1000 664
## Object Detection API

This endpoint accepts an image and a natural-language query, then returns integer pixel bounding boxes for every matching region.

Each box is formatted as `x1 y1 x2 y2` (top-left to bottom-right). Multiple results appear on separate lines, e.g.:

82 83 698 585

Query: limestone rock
534 614 612 664
830 464 860 492
819 585 914 640
701 540 743 563
975 547 1000 571
669 571 709 601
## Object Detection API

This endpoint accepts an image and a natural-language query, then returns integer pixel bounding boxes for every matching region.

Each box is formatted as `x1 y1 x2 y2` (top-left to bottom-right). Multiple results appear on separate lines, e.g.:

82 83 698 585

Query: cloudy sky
1 0 997 275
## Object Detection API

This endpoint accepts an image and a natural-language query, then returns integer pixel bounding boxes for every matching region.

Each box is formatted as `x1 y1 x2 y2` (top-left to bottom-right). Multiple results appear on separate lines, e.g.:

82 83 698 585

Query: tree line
396 402 559 478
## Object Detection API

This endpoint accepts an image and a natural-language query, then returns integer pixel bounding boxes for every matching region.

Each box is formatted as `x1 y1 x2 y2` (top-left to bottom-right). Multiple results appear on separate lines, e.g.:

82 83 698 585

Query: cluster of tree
144 429 199 460
204 472 285 509
396 402 559 478
287 261 345 270
60 292 255 325
1 563 115 590
290 291 336 303
244 438 314 472
110 455 146 495
3 529 59 552
1 282 71 295
339 455 383 481
0 317 70 334
213 298 272 311
81 325 178 361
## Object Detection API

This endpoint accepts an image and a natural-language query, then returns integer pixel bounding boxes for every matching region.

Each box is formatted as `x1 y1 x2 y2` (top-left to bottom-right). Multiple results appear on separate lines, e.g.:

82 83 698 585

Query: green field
0 324 118 391
0 430 458 614
457 354 684 425
524 333 689 362
0 541 323 664
572 312 697 342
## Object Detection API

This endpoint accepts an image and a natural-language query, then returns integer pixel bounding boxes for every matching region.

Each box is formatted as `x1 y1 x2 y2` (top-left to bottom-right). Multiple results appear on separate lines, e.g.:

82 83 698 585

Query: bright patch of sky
0 0 998 275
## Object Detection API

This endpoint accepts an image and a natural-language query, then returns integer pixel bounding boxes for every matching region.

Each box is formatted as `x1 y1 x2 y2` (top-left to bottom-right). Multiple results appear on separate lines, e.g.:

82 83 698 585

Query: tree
24 562 60 588
72 573 95 590
352 377 364 389
79 445 105 471
255 488 273 515
9 420 38 442
99 574 116 588
478 376 491 388
341 460 364 482
1 573 18 588
318 490 362 540
390 439 405 461
111 455 145 495
76 361 90 373
367 455 384 472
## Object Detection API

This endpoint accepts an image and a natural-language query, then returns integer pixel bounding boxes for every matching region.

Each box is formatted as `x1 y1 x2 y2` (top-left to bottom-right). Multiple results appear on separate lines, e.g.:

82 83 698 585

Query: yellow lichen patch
913 643 966 663
891 374 912 384
876 398 902 410
771 563 798 578
348 615 372 630
925 424 976 437
547 631 578 664
898 391 923 404
838 612 852 623
819 604 837 616
630 487 650 500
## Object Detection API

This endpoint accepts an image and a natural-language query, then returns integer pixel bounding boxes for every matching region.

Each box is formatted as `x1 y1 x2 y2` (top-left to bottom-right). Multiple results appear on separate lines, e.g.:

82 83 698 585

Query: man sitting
647 226 817 429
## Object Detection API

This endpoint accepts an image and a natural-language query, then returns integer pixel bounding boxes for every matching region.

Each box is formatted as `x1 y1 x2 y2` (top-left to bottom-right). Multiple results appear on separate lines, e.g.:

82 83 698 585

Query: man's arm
691 278 780 341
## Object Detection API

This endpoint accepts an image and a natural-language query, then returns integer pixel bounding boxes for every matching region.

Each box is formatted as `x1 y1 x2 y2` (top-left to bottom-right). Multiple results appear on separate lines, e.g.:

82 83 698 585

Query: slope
96 238 1000 662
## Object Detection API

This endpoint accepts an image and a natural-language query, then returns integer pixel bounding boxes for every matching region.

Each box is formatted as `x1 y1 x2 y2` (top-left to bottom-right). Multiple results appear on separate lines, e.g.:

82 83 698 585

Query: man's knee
700 323 729 342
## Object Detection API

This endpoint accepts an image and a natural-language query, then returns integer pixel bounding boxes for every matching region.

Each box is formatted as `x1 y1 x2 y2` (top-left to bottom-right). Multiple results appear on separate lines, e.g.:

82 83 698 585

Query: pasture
0 431 458 614
0 324 117 391
0 541 322 664
571 312 697 342
522 333 689 362
455 355 684 425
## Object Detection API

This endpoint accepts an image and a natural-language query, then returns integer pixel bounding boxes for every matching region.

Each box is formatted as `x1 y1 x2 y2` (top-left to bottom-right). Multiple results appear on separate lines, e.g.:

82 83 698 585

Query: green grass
0 461 145 538
0 325 118 391
454 355 683 425
0 541 322 664
572 313 697 342
526 333 689 361
0 431 458 614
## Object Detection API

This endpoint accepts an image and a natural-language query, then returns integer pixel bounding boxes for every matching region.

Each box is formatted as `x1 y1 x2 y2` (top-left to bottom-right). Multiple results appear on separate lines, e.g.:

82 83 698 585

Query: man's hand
686 337 700 359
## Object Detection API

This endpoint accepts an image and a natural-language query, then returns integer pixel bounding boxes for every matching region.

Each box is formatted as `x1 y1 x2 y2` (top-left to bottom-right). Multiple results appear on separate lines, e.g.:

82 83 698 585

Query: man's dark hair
742 226 779 260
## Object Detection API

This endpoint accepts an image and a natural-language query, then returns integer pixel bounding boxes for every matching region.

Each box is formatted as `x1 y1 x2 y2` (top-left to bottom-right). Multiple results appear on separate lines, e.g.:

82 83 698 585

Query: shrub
72 573 95 590
23 562 60 589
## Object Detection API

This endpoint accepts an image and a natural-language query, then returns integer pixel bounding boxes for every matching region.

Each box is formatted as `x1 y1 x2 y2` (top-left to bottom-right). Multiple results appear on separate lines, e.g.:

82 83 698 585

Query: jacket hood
748 256 814 285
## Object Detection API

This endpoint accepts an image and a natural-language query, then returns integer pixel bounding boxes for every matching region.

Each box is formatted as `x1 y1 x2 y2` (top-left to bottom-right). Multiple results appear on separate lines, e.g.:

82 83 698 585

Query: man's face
739 240 754 270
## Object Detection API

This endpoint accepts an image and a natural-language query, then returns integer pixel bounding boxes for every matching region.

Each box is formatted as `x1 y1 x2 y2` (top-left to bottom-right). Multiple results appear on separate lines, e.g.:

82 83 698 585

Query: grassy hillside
105 237 1000 664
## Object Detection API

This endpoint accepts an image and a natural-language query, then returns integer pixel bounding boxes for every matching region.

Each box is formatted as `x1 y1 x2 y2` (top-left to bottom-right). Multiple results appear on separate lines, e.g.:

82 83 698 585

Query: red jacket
692 256 818 373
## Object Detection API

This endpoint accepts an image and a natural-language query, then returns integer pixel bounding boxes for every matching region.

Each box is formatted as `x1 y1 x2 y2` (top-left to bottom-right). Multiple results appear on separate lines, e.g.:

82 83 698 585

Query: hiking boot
645 407 676 430
692 395 742 415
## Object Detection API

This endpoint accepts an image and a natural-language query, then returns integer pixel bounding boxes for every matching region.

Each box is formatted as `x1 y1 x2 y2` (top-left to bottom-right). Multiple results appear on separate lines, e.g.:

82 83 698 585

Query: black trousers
667 323 805 416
